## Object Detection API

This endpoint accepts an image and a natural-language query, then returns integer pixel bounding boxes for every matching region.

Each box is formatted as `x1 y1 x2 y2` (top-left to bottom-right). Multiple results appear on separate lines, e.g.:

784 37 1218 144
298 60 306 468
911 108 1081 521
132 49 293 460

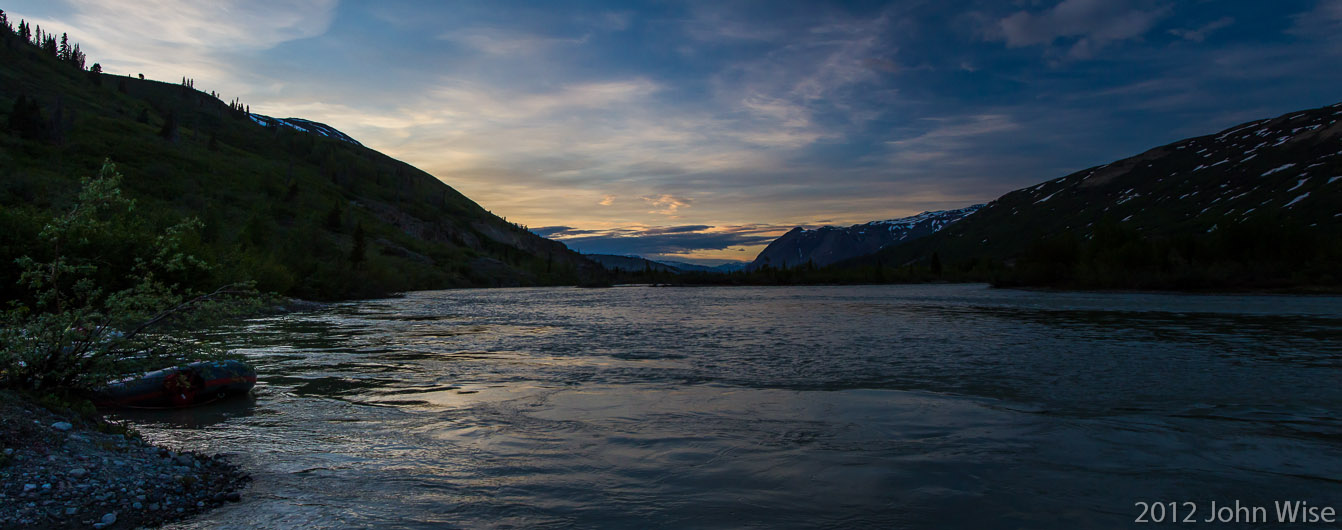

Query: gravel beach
0 393 248 529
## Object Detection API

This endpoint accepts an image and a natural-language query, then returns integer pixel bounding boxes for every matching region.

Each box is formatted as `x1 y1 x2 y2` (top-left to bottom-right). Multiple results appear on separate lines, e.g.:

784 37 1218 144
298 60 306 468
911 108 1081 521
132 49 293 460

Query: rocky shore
0 393 248 529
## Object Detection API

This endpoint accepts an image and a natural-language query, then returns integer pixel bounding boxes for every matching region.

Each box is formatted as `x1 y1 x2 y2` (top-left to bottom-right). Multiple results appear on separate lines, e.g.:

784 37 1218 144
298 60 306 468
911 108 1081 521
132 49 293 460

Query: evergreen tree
58 32 68 61
929 252 942 276
70 43 84 69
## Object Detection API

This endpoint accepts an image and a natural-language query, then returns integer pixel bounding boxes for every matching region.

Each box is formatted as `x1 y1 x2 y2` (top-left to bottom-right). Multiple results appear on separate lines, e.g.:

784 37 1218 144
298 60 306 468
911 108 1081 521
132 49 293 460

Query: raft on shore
93 360 256 408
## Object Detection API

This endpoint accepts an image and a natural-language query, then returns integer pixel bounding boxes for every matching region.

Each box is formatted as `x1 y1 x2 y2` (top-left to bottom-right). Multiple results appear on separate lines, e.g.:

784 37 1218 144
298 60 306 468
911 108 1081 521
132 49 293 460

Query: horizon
6 0 1342 263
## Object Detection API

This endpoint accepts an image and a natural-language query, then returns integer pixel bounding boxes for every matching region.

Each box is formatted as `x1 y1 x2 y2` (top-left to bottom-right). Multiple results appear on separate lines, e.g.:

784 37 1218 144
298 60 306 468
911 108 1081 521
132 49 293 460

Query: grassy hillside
0 24 600 301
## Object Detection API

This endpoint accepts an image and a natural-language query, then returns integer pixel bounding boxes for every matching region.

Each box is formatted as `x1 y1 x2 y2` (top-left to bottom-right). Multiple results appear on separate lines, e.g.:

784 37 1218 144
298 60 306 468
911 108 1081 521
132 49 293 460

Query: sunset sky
7 0 1342 263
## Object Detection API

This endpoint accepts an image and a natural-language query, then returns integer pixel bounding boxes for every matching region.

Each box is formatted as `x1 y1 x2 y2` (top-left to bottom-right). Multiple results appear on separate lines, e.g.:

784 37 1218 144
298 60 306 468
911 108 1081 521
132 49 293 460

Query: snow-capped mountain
856 101 1342 268
249 114 363 146
749 205 982 269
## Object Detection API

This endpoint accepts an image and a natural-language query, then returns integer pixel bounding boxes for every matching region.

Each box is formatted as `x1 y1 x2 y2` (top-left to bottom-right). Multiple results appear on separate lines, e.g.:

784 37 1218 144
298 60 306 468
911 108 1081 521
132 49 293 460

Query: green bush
0 160 258 392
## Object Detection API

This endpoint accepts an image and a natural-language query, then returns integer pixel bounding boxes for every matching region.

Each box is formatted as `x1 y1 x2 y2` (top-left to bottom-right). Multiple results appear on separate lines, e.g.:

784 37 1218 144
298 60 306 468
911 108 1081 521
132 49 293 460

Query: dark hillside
841 103 1342 289
0 20 599 300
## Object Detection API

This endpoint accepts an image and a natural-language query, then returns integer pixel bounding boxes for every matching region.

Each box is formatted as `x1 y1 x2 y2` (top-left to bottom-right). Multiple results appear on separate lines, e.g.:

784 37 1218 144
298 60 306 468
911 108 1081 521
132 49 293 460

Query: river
119 284 1341 528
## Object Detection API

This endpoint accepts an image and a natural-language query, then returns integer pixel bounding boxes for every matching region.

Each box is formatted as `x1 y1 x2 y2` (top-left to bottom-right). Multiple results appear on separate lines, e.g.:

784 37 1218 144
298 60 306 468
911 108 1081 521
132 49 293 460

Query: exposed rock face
749 206 983 269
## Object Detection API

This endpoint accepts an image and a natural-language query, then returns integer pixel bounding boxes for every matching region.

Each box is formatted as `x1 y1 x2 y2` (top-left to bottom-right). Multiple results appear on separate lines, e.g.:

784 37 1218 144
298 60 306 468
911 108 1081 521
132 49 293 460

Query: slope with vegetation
850 103 1342 290
584 254 682 274
0 12 599 304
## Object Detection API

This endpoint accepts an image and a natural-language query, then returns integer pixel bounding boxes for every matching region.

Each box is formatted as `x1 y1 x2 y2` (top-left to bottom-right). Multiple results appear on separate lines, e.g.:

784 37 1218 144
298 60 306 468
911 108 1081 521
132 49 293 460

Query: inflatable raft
93 360 256 408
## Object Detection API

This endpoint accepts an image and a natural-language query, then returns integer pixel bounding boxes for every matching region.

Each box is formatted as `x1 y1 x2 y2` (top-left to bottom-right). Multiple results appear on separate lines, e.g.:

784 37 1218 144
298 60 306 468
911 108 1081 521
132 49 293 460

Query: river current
123 284 1340 528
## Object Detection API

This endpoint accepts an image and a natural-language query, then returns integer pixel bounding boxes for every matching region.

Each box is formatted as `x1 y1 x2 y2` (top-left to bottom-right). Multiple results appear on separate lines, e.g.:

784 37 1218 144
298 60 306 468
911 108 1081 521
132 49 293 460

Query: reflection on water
117 284 1342 529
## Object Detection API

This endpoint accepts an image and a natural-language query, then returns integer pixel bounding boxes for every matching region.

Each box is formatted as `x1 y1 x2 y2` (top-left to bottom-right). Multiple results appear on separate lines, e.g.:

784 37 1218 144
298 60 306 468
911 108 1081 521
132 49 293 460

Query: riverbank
0 392 249 529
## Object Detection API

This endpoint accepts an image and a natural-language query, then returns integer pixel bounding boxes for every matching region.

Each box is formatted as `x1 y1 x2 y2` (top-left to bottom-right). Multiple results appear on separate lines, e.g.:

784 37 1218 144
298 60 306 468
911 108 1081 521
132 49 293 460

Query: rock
51 422 73 431
100 512 116 525
22 484 36 493
132 502 142 509
69 467 87 478
64 507 76 515
225 492 241 502
2 448 12 455
148 503 159 511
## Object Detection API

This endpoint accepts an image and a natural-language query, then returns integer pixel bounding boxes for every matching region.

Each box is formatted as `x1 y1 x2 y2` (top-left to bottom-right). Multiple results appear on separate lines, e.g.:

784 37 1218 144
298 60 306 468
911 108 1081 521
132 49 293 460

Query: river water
123 284 1341 528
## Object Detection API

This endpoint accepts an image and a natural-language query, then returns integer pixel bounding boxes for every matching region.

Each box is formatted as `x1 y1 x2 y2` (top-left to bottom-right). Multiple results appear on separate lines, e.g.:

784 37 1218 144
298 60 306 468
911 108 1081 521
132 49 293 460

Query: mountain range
861 103 1341 263
833 102 1342 289
3 19 1337 295
748 205 982 270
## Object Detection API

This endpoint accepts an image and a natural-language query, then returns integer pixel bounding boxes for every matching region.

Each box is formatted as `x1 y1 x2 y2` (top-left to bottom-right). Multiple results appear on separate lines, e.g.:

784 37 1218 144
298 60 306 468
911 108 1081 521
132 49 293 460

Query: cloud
642 195 693 216
439 27 588 55
1168 17 1234 43
543 224 791 257
886 114 1021 163
991 0 1171 59
11 0 337 96
1289 0 1342 43
598 194 616 206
